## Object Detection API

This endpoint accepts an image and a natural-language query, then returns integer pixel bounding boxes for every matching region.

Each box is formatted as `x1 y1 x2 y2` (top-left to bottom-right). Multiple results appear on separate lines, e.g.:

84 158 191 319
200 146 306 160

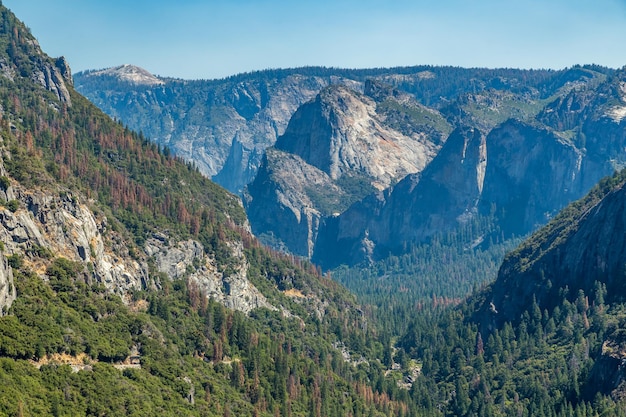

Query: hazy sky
3 0 626 80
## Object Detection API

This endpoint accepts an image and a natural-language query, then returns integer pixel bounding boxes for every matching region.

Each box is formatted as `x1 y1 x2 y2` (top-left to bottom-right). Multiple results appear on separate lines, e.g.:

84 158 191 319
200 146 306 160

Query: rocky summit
85 64 165 86
245 82 447 257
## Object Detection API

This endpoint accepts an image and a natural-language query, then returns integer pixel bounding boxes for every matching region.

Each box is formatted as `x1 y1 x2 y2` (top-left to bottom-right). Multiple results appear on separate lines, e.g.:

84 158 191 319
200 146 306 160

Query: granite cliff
245 82 448 257
315 69 626 267
315 126 486 266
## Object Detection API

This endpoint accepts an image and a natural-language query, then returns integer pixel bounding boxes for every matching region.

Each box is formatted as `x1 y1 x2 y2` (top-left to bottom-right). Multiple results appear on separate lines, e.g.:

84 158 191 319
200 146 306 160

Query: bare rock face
55 56 73 85
246 83 446 257
145 238 204 279
194 75 333 193
314 126 487 267
189 241 273 313
145 236 273 314
87 64 164 86
0 251 15 315
478 119 587 236
31 62 72 105
245 148 340 257
315 110 615 268
275 85 439 189
1 187 147 295
379 126 487 244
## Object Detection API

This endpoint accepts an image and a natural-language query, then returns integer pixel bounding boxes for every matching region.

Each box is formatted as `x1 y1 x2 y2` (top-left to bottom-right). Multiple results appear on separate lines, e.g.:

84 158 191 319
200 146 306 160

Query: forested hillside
393 170 626 416
0 5 412 416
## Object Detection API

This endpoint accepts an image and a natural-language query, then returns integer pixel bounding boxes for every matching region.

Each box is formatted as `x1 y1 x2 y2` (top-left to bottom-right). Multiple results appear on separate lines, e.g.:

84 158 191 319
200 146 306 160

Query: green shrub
0 176 10 191
6 199 19 212
7 253 23 269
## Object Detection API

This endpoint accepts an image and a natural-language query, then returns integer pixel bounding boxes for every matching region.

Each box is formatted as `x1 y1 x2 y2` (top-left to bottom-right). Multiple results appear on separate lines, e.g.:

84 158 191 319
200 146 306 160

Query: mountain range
6 1 626 415
76 62 626 273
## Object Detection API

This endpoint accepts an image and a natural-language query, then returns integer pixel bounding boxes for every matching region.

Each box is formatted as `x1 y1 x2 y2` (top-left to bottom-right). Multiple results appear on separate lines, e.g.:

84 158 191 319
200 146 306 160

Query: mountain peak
274 84 440 188
89 64 164 86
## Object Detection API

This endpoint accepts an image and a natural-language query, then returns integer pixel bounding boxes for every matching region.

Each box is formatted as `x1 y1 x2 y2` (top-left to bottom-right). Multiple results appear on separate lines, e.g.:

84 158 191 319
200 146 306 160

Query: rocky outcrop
0 23 72 105
313 190 388 267
247 83 446 257
189 241 273 313
55 57 73 85
245 149 342 257
145 238 203 279
145 236 273 313
31 59 72 105
275 84 440 189
314 126 486 267
0 187 147 295
212 133 263 195
0 250 15 315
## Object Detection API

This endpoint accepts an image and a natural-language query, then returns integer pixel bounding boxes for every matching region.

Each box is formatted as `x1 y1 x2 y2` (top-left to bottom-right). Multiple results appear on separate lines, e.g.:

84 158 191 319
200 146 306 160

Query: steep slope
464 169 626 401
477 119 589 236
245 82 448 257
476 170 626 328
0 6 412 416
317 69 622 268
315 126 485 266
378 170 626 416
244 148 343 257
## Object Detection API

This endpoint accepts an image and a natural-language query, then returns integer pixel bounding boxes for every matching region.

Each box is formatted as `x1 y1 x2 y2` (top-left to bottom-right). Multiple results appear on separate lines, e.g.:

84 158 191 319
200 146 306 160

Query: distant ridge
86 64 164 86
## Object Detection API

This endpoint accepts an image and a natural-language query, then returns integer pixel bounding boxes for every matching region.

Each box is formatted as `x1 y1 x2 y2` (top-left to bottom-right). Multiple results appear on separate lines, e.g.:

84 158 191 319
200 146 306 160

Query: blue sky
3 0 626 80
